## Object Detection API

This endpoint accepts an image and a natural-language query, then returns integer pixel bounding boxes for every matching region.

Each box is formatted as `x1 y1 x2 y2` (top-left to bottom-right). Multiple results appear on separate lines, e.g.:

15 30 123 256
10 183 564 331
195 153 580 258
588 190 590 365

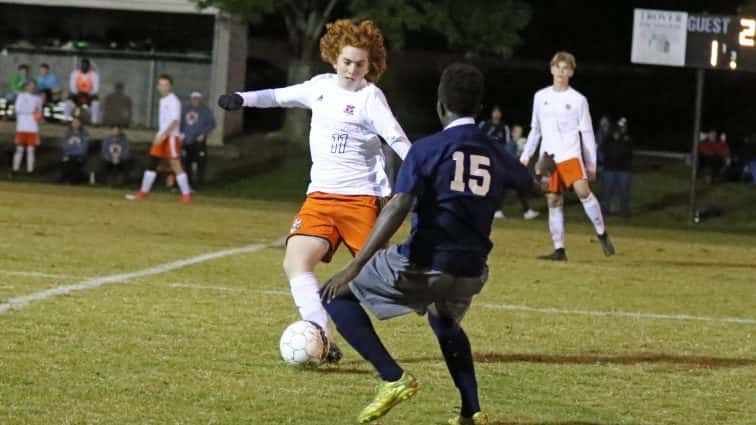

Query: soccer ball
279 320 329 366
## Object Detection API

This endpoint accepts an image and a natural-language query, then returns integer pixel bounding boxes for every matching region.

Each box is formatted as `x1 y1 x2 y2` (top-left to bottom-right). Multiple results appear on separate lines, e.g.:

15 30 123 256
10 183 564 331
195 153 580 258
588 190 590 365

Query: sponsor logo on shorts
290 218 302 233
565 104 572 110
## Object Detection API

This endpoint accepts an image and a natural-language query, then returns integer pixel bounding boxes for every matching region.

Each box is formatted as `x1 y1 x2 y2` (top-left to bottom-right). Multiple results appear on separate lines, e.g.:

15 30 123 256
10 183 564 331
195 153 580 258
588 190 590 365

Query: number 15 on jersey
450 151 491 196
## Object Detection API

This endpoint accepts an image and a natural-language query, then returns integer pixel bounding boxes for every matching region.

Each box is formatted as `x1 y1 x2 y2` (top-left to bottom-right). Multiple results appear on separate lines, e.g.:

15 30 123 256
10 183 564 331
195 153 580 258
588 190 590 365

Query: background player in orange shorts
520 51 615 261
218 19 411 362
12 80 43 175
128 75 192 203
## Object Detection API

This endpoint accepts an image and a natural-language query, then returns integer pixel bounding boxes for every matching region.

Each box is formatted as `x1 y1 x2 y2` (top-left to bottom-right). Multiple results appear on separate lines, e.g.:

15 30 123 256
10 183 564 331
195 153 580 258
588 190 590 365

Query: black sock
325 295 403 382
428 313 480 417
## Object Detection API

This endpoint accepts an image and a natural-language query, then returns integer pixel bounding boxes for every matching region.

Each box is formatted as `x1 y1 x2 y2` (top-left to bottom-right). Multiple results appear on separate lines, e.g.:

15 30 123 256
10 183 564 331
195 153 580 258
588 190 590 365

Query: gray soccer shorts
349 245 487 325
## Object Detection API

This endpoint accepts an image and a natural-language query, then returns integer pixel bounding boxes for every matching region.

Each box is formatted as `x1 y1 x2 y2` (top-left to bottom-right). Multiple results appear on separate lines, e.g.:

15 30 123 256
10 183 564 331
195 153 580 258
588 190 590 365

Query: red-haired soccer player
218 20 411 362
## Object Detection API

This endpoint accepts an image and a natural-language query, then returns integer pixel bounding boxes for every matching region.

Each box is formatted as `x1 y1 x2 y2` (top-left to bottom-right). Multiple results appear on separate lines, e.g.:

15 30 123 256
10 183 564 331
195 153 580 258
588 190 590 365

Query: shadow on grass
491 422 617 425
644 259 756 269
491 422 620 425
309 367 371 375
388 352 756 368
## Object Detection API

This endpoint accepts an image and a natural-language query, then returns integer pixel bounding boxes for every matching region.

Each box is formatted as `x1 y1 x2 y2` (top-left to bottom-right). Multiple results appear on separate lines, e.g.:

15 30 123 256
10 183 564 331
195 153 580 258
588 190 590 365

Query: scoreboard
632 9 756 72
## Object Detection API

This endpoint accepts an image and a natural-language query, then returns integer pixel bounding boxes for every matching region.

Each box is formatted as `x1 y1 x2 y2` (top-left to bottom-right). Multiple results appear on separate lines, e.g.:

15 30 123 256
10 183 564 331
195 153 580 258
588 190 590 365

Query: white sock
140 170 157 193
176 172 191 195
26 146 35 172
289 272 331 340
548 207 565 250
581 193 606 235
12 146 23 172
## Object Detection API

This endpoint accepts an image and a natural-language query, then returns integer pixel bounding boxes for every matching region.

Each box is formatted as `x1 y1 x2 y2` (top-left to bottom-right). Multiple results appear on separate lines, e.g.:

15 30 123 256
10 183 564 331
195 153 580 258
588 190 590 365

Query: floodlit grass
0 160 754 425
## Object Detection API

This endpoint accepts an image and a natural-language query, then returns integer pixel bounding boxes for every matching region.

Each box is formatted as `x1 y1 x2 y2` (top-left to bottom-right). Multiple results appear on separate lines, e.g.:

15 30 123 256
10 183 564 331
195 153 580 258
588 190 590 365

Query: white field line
477 303 756 325
0 243 272 314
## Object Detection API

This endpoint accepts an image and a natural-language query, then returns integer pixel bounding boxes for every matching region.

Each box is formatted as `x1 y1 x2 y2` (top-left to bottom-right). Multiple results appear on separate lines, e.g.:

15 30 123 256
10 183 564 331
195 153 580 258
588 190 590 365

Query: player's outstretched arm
320 193 415 303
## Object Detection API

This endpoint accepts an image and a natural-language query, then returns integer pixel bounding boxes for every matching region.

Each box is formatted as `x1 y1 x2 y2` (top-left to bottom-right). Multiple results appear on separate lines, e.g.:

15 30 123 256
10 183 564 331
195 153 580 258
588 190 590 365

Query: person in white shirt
218 19 411 363
128 75 192 202
520 51 615 261
12 80 43 174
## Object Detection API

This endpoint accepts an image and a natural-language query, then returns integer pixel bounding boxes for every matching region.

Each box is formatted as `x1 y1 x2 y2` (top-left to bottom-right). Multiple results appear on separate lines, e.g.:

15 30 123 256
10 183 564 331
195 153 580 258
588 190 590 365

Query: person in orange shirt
63 59 101 124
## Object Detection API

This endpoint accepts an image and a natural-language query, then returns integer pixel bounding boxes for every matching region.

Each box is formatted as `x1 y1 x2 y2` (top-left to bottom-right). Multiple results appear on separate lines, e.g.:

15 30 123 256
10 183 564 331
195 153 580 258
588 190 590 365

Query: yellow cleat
448 411 489 425
357 372 419 424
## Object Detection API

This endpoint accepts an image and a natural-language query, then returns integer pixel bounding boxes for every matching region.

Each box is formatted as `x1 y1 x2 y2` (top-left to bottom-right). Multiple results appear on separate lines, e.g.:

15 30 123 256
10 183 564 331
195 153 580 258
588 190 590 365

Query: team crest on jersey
565 104 572 110
316 95 324 102
290 218 302 233
344 105 355 115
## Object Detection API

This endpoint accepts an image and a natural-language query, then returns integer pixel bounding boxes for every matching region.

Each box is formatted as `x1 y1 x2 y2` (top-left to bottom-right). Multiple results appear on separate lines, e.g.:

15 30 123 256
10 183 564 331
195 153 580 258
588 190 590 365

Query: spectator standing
11 80 43 175
737 136 756 184
63 58 101 124
698 129 731 183
180 91 216 188
481 108 539 220
60 117 90 184
35 63 62 103
478 105 512 154
101 82 133 127
98 126 132 186
512 124 528 157
600 117 633 216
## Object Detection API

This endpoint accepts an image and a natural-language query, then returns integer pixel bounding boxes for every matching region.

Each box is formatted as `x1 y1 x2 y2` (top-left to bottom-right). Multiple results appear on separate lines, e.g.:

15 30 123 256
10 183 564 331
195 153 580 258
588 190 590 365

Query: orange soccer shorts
548 157 587 193
287 192 381 262
150 135 180 159
15 132 39 146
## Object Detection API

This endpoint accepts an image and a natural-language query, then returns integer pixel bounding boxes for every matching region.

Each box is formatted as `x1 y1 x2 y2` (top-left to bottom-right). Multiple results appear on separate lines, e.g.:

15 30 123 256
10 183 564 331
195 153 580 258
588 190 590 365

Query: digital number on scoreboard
632 9 756 71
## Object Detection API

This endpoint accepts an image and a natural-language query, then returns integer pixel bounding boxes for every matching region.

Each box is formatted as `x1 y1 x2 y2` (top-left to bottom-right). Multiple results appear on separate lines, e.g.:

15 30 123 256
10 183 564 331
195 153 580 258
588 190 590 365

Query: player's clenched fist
217 93 243 110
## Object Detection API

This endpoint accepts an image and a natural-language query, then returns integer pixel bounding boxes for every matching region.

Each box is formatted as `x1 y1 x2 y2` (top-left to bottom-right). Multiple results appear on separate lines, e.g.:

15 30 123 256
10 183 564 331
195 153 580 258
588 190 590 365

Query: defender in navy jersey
320 63 548 425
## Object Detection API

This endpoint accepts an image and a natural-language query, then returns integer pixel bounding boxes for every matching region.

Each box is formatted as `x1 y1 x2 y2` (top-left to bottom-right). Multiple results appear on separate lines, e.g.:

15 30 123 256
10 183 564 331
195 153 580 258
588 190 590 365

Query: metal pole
146 59 157 128
689 68 705 223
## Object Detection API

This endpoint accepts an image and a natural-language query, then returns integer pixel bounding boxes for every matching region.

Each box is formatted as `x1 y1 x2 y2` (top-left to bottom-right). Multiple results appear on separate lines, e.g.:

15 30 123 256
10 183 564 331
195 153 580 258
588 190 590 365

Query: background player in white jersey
12 80 43 175
520 51 615 261
218 19 411 362
128 75 192 203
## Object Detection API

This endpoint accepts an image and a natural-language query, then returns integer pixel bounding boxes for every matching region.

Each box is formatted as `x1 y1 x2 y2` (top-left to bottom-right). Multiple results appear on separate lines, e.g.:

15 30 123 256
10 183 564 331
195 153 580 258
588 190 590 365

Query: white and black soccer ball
279 320 329 366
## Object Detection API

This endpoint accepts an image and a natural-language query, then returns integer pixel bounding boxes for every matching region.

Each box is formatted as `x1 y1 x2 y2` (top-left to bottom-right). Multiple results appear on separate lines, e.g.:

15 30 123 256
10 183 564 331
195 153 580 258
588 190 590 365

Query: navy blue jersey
395 121 533 276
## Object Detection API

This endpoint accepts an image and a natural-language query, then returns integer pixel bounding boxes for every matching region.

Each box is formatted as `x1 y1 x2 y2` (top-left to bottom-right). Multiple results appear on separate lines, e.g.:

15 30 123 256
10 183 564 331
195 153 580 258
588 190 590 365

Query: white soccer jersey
520 86 597 172
14 92 42 133
238 74 411 196
158 93 181 138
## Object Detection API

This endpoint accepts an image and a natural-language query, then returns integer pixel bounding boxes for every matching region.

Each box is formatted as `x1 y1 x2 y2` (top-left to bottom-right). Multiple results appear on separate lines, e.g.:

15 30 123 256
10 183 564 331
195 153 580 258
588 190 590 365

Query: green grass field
0 159 754 425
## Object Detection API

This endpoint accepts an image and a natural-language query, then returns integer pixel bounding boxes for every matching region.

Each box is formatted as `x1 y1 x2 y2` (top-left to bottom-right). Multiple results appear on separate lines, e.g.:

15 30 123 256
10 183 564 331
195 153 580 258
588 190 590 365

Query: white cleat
493 210 505 219
523 209 540 220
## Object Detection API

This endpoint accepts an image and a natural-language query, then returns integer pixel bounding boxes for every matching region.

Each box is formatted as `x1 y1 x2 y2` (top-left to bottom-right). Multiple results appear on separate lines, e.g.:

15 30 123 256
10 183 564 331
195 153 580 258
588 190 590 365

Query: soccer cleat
537 248 567 261
125 191 146 201
448 412 490 425
523 209 540 220
180 194 192 203
324 341 343 364
357 372 419 424
493 210 505 219
597 232 615 256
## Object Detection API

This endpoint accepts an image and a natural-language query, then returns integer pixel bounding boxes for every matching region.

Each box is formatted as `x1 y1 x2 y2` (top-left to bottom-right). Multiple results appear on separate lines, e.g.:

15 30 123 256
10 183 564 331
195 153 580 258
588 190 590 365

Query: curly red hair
319 19 387 82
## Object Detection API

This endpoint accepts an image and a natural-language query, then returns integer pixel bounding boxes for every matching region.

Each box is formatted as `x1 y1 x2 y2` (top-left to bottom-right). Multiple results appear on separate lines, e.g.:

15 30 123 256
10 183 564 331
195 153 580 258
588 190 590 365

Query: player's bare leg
539 192 567 261
574 179 614 256
170 159 192 202
284 235 342 363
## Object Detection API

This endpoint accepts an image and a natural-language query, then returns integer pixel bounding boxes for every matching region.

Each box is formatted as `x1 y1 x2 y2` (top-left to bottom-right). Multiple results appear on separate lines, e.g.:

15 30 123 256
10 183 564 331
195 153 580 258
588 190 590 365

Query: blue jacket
180 104 216 144
101 134 131 162
62 128 90 158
